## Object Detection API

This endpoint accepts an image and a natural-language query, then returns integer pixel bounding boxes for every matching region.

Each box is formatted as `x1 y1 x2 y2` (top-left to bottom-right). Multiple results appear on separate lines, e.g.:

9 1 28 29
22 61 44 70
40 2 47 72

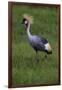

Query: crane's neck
26 23 32 38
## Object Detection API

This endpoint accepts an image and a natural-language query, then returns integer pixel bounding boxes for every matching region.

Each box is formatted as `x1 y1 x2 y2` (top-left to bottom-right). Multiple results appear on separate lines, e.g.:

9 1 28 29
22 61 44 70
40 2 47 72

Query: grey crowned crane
22 14 52 58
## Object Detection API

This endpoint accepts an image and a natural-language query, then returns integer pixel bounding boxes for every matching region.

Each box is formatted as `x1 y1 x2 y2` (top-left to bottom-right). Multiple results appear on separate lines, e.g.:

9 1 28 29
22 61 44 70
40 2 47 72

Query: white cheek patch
45 43 52 52
25 21 28 24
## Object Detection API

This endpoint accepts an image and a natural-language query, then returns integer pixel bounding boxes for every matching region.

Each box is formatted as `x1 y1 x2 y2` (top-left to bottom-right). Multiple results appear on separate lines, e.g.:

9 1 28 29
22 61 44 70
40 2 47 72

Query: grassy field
12 5 59 86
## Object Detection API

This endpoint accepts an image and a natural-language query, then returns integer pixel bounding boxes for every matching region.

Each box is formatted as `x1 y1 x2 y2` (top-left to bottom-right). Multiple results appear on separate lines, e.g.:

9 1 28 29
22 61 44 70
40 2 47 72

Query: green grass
12 5 59 86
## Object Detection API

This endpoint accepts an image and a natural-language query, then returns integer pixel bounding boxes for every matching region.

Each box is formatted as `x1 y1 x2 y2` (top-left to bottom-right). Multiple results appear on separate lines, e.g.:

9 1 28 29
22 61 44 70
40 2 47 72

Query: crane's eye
24 20 28 24
22 18 28 25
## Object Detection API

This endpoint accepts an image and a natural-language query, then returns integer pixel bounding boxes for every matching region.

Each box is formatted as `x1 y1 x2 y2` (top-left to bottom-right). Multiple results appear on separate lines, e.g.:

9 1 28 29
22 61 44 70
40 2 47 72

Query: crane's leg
45 54 47 58
36 51 39 63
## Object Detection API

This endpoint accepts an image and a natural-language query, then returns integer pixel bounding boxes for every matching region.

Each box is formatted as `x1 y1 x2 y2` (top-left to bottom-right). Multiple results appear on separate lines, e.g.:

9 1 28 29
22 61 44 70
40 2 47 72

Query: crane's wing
32 35 48 44
30 35 48 51
35 35 48 44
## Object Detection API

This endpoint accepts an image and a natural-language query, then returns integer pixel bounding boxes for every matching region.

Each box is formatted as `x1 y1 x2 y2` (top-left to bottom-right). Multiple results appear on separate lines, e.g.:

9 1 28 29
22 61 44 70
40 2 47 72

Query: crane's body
22 14 52 55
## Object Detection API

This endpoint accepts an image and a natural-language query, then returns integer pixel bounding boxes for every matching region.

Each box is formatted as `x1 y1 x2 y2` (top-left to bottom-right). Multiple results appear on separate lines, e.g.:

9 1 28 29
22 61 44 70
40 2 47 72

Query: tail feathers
45 43 52 54
45 50 52 54
47 51 52 54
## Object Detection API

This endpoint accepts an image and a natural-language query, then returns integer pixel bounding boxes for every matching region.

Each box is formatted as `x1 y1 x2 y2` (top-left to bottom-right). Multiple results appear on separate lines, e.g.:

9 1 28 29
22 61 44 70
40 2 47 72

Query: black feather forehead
23 18 26 21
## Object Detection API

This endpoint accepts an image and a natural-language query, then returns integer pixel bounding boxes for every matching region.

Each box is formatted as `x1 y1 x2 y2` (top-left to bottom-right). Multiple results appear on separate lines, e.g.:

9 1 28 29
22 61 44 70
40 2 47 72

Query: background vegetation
12 5 59 86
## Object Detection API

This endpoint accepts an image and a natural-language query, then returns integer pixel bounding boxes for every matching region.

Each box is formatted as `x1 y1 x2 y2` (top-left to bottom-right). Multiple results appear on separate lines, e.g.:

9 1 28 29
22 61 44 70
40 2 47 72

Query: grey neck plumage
26 23 32 38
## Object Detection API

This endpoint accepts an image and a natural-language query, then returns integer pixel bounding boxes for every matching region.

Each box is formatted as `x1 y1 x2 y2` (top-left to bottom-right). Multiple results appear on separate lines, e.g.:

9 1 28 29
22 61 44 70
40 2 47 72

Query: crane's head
22 14 33 28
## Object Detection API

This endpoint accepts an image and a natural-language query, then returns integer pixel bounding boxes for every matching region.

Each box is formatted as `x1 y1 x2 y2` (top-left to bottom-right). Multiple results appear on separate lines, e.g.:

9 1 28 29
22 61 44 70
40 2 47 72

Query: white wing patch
45 43 52 52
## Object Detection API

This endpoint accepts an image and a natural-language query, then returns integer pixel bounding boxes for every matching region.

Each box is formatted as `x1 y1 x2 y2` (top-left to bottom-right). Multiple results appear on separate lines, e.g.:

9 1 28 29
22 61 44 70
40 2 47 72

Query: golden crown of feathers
23 14 33 24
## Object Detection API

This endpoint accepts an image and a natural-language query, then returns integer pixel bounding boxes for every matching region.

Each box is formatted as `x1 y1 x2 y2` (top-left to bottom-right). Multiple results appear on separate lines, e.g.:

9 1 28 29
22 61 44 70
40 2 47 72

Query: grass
12 5 59 86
